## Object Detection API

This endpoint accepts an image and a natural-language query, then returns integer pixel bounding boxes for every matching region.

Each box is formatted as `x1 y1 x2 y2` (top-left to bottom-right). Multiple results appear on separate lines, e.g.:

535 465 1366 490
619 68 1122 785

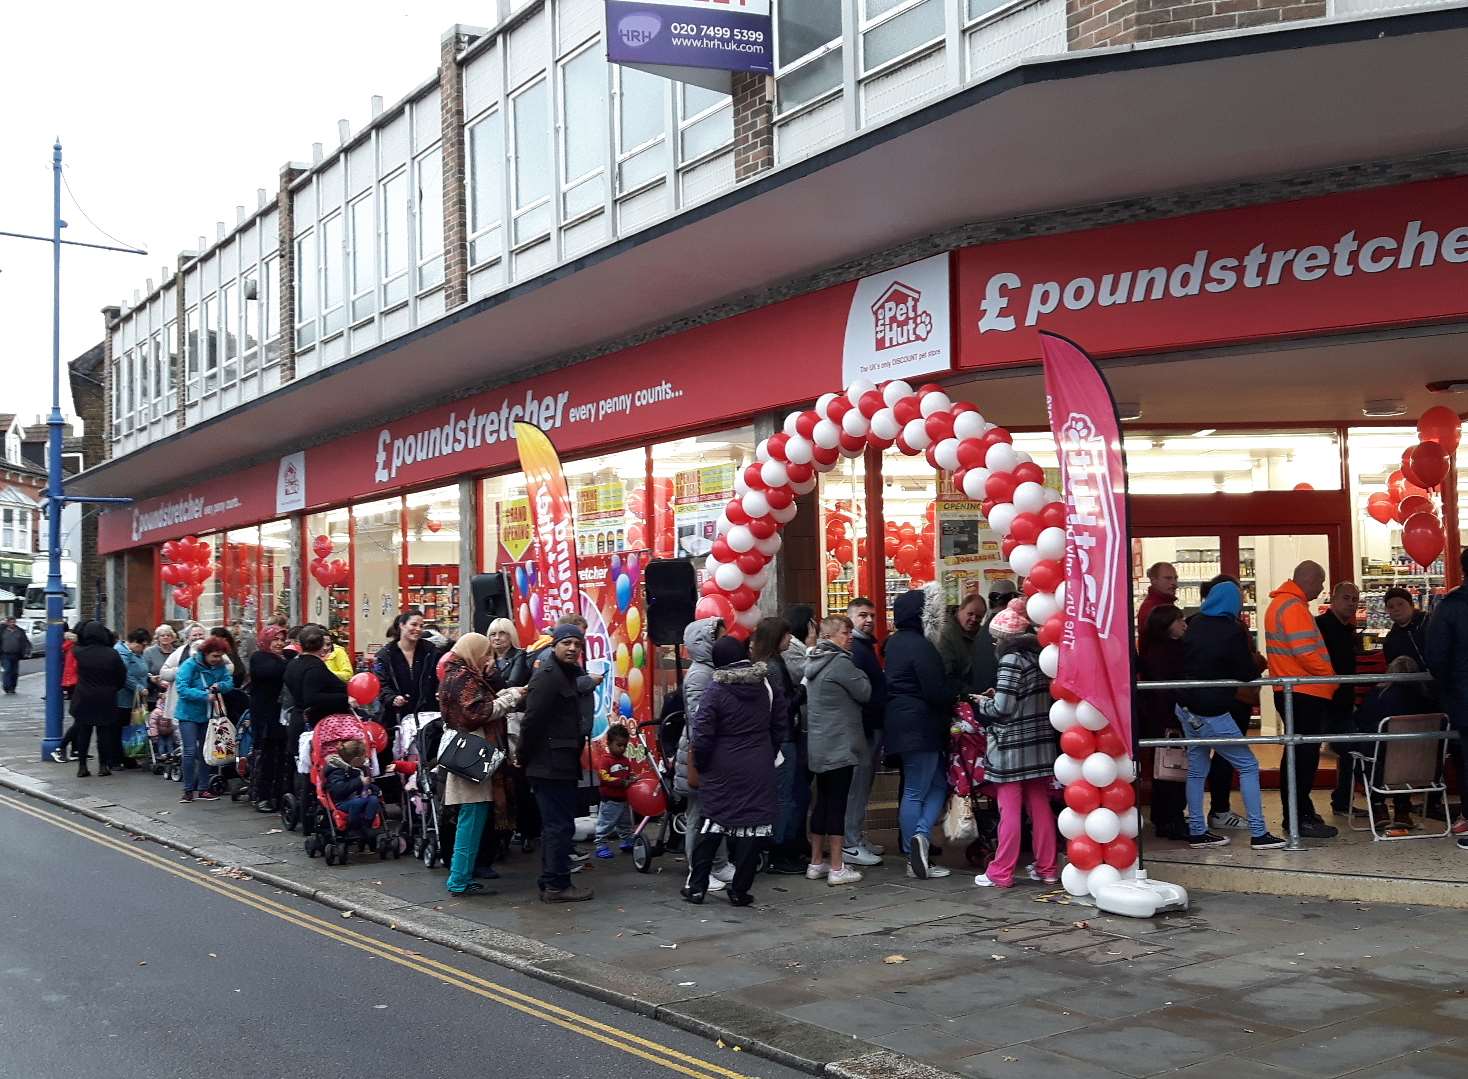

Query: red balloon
951 401 979 415
737 551 766 575
1067 836 1103 871
1002 536 1019 560
986 472 1018 504
1094 727 1127 757
982 427 1013 448
795 410 821 440
748 516 777 540
1009 512 1043 545
923 413 954 443
812 443 841 467
171 586 194 608
1026 559 1063 594
1013 461 1045 486
894 544 919 575
347 672 381 708
161 541 180 562
898 522 917 540
858 390 886 418
1064 780 1101 814
1100 780 1136 814
883 534 899 557
840 431 867 453
725 623 752 642
826 559 841 583
193 541 212 564
826 398 852 424
1102 836 1138 870
1040 502 1067 529
695 594 737 627
1400 446 1427 489
312 534 333 559
956 439 986 469
765 486 795 511
980 498 998 519
710 538 733 564
1402 511 1444 568
725 500 750 526
1396 494 1433 521
768 433 790 461
856 538 868 559
835 540 854 564
786 462 814 485
362 720 389 752
628 775 668 818
1409 440 1450 488
329 559 350 586
1387 469 1410 503
1418 405 1462 452
1059 728 1096 759
1050 681 1079 702
917 383 943 396
729 586 758 611
893 397 921 425
1367 498 1395 525
743 463 766 490
1037 613 1064 647
700 578 719 597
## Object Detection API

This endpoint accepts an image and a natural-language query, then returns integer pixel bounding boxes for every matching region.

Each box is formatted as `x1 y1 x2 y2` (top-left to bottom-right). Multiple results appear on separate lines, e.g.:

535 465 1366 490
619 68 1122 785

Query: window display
563 448 647 556
652 427 754 575
259 518 296 627
352 497 404 664
305 509 352 647
404 485 461 635
818 454 869 616
223 527 262 643
877 452 937 622
480 471 531 572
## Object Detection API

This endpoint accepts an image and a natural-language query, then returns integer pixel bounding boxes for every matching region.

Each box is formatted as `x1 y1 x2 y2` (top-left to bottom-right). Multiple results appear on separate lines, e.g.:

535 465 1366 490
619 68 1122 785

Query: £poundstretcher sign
955 177 1468 368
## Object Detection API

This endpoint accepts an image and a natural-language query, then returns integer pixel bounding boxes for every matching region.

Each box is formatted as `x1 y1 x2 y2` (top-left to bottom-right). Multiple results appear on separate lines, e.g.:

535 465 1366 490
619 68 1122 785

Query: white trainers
806 862 830 880
1209 809 1249 831
859 837 885 856
907 864 951 879
711 863 736 884
707 877 727 892
841 845 883 867
1026 864 1059 884
827 866 863 886
907 834 930 880
973 873 997 888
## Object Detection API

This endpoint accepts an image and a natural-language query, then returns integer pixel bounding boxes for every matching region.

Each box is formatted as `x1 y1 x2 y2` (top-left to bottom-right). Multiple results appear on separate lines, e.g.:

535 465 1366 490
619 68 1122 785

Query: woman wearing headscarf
70 622 126 777
247 625 291 813
438 632 526 897
973 598 1060 888
374 610 440 732
682 635 786 906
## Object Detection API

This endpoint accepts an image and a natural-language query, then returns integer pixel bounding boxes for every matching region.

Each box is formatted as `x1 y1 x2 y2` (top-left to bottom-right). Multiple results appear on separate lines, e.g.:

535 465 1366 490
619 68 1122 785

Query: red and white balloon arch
695 377 1137 899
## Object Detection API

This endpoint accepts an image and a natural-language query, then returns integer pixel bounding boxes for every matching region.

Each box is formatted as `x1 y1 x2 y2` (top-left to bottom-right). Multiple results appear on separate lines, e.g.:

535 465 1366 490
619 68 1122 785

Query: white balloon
785 437 813 465
747 566 771 591
760 460 788 489
1081 752 1118 788
901 419 931 451
1119 807 1140 839
734 474 749 497
840 409 869 438
1014 450 1033 465
771 500 800 523
742 491 770 519
755 440 770 463
1057 806 1087 840
1013 481 1047 513
714 561 745 591
1061 863 1091 898
1076 700 1108 731
1055 581 1067 609
961 469 988 500
1112 755 1136 783
934 439 961 472
870 408 901 440
1036 526 1066 561
726 525 756 553
715 513 732 537
1042 487 1063 506
1009 544 1040 578
882 379 913 406
919 391 952 417
1053 753 1083 786
1085 808 1122 844
1086 863 1121 898
1038 641 1060 678
988 502 1017 535
815 392 839 419
703 555 720 578
736 605 762 629
986 443 1019 473
953 411 986 440
783 412 801 438
789 475 817 496
846 378 876 406
812 419 841 449
1028 591 1061 626
1049 699 1079 732
755 533 782 557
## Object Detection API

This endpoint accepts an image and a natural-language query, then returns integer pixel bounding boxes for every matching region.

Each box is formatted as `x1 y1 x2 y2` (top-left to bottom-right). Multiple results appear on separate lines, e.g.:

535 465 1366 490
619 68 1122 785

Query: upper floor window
679 84 732 162
263 257 282 364
221 281 239 384
381 171 410 307
860 0 943 73
512 78 552 244
349 195 375 321
616 67 668 192
322 212 345 335
295 229 318 348
560 44 607 218
776 0 844 111
416 147 444 290
242 272 260 373
467 109 504 264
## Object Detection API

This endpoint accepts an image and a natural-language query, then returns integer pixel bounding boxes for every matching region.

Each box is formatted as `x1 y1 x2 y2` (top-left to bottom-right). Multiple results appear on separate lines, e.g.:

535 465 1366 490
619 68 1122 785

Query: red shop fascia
101 176 1468 631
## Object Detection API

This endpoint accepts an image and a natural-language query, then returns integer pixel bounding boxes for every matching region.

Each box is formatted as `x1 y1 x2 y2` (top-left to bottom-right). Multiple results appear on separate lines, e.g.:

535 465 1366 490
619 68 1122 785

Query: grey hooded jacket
674 617 721 795
803 638 871 774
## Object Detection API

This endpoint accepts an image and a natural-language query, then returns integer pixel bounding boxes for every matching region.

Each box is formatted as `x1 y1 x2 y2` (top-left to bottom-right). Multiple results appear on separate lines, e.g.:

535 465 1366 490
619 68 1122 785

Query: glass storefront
305 507 352 645
352 496 405 665
404 485 462 637
652 426 754 574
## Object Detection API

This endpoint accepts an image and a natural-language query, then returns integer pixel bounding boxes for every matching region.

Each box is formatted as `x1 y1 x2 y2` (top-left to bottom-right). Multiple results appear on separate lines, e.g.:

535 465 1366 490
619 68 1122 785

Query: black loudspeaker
470 573 511 634
645 559 697 646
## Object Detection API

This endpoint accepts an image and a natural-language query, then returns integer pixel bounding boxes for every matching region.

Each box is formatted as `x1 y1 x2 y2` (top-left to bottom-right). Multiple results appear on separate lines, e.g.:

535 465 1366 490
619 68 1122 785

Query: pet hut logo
871 281 933 352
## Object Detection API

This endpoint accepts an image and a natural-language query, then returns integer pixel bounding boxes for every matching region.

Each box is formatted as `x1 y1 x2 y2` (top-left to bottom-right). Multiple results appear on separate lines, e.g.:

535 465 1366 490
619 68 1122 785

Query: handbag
437 729 505 784
942 792 977 842
203 696 239 766
1153 732 1189 782
130 690 148 728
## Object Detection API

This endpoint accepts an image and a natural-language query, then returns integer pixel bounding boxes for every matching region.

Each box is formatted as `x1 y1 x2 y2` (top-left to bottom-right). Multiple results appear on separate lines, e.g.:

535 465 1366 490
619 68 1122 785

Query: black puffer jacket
1425 587 1468 729
1178 614 1258 716
283 653 350 723
520 657 584 781
882 590 953 755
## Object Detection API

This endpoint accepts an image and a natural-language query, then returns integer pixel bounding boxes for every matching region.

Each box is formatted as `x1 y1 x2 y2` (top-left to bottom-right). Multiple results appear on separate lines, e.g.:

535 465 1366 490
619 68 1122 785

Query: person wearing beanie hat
973 598 1059 888
681 629 786 906
247 623 292 813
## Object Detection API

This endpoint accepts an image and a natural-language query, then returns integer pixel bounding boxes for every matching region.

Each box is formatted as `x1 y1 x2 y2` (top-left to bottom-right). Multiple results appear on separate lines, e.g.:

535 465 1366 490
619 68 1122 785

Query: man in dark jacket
883 589 954 876
1317 582 1359 815
1423 550 1468 847
283 625 350 725
521 624 594 902
842 598 886 866
1177 581 1284 850
1382 588 1431 668
0 615 31 694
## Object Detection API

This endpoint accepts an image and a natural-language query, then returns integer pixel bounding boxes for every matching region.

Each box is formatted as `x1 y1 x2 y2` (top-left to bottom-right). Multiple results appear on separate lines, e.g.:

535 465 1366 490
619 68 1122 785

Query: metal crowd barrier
1134 672 1457 851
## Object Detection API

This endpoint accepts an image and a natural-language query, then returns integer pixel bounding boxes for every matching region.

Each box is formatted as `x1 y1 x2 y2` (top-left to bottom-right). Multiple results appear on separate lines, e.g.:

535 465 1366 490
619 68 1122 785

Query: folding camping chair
1348 713 1452 841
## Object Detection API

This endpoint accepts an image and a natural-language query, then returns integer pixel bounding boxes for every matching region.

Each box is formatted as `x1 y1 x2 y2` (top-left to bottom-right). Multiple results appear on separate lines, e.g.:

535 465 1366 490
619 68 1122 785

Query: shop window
349 194 376 323
259 519 296 627
223 527 262 641
352 497 404 665
818 455 871 618
168 531 224 629
651 427 756 574
481 471 531 572
879 453 941 622
404 485 462 636
305 508 352 650
776 0 844 112
467 109 504 265
564 448 649 557
381 170 410 307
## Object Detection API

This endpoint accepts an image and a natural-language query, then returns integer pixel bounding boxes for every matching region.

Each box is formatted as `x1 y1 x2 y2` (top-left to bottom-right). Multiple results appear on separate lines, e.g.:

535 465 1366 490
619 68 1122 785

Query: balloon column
160 535 214 611
309 534 351 590
1362 407 1460 570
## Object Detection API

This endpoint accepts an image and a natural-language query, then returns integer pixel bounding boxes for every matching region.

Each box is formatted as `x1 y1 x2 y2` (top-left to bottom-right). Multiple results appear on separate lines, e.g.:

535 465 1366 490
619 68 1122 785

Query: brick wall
99 306 120 460
1067 0 1138 49
276 166 305 382
1070 0 1327 46
439 28 477 311
70 340 107 619
732 72 774 181
172 268 188 429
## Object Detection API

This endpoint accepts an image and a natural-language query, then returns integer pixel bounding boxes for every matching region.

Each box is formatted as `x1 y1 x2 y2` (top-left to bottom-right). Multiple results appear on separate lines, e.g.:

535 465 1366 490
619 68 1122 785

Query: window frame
348 192 377 323
510 75 553 248
201 293 219 394
262 255 282 364
241 266 261 375
858 0 945 78
220 279 239 386
466 106 506 267
320 209 346 337
379 168 411 309
414 144 445 293
773 0 846 117
613 65 670 196
557 40 608 223
676 84 734 167
294 227 318 349
184 304 200 400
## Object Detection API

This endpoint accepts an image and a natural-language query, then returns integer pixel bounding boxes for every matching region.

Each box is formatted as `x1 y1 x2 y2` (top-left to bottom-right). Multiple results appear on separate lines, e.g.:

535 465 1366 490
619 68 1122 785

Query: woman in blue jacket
112 628 153 770
174 635 235 803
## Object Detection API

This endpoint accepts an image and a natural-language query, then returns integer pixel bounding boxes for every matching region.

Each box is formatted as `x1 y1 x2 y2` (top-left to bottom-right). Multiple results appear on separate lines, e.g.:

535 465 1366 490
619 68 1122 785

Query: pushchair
281 724 318 834
412 713 449 869
393 712 430 861
147 709 181 782
948 703 1000 870
629 710 689 873
203 688 252 800
302 713 402 866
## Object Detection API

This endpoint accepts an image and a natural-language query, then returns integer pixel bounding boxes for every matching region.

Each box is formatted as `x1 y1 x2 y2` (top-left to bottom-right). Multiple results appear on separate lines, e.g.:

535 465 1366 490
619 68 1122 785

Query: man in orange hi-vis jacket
1264 560 1338 839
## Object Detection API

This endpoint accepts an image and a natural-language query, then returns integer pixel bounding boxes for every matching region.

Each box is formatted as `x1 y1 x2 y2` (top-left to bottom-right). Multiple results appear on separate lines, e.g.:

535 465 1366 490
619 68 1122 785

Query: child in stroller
147 705 180 781
325 738 383 835
304 713 402 865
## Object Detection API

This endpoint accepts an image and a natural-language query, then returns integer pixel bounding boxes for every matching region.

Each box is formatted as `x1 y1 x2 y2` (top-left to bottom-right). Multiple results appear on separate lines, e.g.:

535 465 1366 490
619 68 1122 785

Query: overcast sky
0 1 480 429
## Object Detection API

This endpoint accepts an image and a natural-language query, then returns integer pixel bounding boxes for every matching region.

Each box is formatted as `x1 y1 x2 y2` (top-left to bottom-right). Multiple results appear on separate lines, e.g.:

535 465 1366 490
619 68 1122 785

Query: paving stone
1039 1004 1297 1077
786 997 935 1038
1238 1016 1453 1075
882 967 1086 1016
1188 975 1404 1032
945 1000 1100 1047
872 1022 996 1063
1160 956 1298 991
953 1042 1130 1078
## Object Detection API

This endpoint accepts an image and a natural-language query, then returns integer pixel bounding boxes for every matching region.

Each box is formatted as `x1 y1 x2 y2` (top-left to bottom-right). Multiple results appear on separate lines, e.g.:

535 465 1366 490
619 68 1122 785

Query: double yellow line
0 792 761 1079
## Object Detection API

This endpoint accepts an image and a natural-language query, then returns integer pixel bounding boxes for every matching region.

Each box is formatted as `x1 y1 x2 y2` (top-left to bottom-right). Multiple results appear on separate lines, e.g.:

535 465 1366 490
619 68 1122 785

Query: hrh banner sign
605 0 773 77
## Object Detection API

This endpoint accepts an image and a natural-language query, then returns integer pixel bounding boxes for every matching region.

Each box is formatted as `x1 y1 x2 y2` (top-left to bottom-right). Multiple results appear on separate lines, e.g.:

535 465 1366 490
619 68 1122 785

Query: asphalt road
0 791 805 1079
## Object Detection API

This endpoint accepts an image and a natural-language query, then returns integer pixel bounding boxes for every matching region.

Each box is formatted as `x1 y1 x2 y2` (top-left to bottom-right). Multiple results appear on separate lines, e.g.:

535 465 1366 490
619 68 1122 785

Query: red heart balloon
1402 511 1444 568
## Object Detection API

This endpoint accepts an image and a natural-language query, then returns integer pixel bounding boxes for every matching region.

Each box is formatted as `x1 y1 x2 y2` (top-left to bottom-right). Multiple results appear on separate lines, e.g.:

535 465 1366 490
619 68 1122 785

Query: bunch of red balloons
627 477 676 558
160 535 214 609
309 534 350 589
1364 406 1459 569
